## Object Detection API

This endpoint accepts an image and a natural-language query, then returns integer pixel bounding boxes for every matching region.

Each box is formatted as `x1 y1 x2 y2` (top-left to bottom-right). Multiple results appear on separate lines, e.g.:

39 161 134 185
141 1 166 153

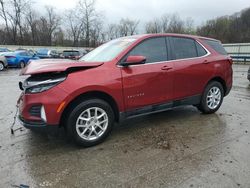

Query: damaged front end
19 72 67 94
17 60 104 131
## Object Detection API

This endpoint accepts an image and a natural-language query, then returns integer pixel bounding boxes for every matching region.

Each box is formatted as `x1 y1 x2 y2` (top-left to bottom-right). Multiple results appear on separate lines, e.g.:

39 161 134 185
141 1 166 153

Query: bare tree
78 0 97 47
26 7 39 45
90 18 103 46
145 18 162 33
37 6 60 46
161 15 170 33
0 0 11 43
65 9 84 46
167 14 185 33
8 0 30 44
106 24 120 40
118 18 139 36
145 13 193 34
184 17 195 34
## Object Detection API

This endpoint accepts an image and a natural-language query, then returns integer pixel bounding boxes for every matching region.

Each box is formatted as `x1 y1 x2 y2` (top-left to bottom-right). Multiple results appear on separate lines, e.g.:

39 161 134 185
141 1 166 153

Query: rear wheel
197 81 224 114
66 99 114 147
0 62 4 71
19 61 25 68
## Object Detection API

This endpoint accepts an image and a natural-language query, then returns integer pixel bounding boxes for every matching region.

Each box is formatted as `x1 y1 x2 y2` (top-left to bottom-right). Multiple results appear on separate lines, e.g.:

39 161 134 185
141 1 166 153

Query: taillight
227 57 233 65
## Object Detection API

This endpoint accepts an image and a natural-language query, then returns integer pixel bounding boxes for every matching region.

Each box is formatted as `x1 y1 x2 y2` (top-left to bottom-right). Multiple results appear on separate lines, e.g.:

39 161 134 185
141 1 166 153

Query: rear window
63 51 80 56
202 39 227 55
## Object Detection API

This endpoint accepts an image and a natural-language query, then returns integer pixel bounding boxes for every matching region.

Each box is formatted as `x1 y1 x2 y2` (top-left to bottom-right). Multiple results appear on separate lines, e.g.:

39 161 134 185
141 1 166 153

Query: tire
197 81 224 114
0 62 4 71
66 99 115 147
19 61 25 68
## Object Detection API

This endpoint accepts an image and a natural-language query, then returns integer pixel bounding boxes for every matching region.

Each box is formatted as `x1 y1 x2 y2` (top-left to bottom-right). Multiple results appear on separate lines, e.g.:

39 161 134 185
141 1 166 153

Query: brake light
228 57 233 65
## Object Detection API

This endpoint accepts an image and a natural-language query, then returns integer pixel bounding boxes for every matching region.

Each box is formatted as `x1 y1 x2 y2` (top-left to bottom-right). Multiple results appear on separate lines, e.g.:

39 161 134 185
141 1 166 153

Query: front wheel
197 81 224 114
66 99 114 147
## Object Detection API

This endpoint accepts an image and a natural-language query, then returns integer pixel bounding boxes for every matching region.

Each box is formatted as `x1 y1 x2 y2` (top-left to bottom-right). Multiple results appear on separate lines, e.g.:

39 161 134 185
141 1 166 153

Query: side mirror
121 55 146 66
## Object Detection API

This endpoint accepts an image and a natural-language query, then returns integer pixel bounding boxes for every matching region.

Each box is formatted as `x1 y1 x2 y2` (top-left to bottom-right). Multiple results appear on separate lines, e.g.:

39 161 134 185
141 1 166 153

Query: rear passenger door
121 37 174 111
169 37 209 100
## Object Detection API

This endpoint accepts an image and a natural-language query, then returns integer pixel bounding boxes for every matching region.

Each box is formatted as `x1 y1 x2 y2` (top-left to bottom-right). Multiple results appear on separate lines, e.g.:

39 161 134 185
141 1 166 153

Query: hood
20 59 104 75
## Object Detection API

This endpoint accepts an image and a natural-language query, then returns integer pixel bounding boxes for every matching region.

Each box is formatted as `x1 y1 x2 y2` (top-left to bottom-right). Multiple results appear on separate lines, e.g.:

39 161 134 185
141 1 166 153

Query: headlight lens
24 75 66 94
26 82 59 93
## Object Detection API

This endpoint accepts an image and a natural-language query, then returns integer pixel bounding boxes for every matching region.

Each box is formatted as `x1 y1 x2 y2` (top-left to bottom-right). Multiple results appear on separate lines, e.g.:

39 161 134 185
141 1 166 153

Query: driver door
120 37 174 111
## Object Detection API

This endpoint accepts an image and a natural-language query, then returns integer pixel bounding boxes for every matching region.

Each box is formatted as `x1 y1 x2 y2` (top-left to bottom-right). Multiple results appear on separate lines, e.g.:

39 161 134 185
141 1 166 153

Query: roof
121 33 220 42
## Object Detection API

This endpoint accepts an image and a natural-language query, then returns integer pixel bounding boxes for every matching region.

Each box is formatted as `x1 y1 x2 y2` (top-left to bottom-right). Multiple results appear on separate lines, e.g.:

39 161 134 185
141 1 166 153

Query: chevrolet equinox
18 34 233 147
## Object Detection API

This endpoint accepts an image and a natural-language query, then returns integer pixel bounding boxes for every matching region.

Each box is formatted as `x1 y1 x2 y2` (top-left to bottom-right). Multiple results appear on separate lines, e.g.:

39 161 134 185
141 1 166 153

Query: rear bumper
225 85 232 96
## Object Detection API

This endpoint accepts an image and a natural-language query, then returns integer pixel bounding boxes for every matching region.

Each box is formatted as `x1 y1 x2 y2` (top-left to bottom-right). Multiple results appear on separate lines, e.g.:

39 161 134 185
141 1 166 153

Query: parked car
0 56 8 71
0 48 11 53
36 48 60 59
18 34 233 147
248 66 250 82
2 50 39 68
62 50 87 60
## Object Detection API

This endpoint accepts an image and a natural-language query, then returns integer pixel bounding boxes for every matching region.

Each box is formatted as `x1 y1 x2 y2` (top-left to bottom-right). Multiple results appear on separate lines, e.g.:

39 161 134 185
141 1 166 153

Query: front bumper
18 84 69 126
18 115 59 133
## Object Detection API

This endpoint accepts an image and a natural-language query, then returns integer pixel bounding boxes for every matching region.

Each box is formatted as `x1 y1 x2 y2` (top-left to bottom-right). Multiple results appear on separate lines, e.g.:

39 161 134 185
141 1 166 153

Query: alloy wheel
76 107 109 141
206 86 221 110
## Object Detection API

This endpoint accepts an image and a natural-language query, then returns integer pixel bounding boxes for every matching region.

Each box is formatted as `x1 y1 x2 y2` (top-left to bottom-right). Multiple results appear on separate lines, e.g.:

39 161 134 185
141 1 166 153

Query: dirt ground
0 65 250 188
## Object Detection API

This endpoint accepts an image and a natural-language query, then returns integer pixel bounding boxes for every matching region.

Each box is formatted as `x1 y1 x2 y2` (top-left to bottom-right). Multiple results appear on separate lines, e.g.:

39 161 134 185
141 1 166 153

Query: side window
170 37 197 60
196 42 207 57
127 37 168 64
20 52 28 56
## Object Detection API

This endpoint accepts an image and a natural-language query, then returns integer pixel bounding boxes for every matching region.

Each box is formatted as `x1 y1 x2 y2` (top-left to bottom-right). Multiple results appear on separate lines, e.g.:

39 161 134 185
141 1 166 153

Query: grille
29 105 41 117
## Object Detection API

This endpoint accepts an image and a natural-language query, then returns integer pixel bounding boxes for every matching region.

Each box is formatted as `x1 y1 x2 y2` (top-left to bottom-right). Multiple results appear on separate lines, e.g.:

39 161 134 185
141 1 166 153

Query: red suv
18 34 233 146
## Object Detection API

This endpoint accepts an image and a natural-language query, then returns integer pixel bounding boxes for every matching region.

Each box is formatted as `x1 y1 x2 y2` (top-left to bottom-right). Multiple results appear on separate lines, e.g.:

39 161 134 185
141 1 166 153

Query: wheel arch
60 91 120 127
207 76 227 95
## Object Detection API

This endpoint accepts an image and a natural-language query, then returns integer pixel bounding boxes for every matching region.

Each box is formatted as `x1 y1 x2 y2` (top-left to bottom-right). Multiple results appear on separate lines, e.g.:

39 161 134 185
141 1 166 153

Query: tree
25 7 39 45
65 9 84 46
118 18 139 36
78 0 97 47
145 18 162 33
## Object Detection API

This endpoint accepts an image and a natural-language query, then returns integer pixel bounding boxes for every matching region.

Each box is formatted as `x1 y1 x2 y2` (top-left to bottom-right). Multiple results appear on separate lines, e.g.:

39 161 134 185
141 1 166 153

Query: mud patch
130 126 173 150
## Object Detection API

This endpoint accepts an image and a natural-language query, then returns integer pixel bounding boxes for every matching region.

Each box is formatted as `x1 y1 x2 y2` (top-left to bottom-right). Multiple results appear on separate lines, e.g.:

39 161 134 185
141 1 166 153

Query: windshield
80 37 137 62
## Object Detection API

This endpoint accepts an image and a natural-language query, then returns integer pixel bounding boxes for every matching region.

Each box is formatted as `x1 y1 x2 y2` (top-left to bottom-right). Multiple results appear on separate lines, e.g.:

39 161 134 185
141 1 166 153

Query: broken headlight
23 74 67 94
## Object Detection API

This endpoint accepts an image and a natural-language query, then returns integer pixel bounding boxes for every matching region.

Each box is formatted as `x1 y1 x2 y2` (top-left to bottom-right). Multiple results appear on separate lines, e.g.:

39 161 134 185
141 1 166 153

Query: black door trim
119 94 201 120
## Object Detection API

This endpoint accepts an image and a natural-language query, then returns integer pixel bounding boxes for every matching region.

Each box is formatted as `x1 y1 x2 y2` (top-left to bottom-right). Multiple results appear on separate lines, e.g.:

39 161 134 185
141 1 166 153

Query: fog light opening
41 106 47 122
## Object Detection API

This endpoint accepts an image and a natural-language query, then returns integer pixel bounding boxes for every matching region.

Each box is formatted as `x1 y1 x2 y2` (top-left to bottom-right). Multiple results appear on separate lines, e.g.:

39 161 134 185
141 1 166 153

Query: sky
36 0 250 27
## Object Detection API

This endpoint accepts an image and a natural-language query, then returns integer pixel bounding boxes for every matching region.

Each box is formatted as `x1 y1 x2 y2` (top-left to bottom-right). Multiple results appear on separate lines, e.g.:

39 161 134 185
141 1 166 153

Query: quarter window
127 37 168 64
202 39 227 55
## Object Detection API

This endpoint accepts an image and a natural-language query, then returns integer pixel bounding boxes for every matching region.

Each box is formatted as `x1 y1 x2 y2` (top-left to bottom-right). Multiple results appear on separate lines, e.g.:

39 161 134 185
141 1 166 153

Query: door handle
161 66 173 71
203 59 209 64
